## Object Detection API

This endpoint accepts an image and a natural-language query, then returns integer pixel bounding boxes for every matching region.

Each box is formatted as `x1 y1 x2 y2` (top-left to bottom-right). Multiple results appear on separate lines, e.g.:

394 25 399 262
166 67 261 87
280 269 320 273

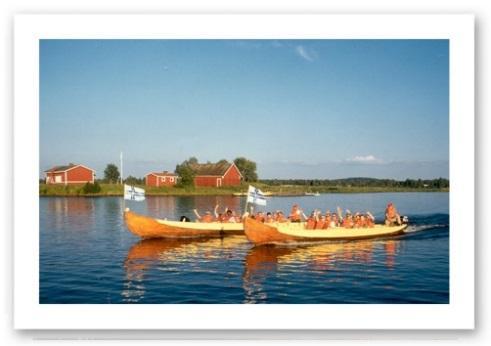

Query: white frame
14 14 474 330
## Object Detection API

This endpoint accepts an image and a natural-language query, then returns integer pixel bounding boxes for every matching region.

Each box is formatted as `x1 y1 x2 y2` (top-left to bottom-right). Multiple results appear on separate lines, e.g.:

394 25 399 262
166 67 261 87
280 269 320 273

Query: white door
217 178 222 187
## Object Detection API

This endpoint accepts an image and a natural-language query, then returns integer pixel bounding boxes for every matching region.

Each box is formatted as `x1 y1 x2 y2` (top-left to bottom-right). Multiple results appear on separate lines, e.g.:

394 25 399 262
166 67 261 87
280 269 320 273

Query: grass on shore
39 183 449 197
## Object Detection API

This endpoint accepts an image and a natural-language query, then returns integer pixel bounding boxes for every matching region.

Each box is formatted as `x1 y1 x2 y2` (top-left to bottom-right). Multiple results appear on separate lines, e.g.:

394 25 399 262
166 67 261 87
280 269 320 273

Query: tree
234 157 258 182
104 163 120 184
187 157 198 165
175 157 197 187
125 175 143 185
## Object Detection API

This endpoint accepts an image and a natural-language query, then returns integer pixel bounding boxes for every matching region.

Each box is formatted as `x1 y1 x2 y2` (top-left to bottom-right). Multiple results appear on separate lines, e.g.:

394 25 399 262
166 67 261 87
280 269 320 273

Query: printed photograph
39 39 449 304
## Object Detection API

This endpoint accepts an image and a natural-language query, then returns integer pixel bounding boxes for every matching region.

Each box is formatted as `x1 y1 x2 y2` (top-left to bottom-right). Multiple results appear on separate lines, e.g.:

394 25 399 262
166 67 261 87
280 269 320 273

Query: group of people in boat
251 205 376 229
192 204 241 223
190 202 403 228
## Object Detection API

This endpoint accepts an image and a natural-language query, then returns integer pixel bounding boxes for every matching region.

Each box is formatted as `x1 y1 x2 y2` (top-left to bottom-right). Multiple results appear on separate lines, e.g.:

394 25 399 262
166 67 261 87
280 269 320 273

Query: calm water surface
39 193 449 304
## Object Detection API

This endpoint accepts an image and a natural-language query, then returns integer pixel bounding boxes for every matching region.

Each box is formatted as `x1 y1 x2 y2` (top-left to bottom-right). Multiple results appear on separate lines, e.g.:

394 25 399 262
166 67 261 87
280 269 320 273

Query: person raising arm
193 209 213 223
289 204 303 222
385 203 402 226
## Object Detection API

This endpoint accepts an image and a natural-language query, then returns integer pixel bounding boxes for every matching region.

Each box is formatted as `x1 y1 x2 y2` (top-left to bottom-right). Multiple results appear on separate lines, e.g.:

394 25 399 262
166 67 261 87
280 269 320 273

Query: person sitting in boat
324 211 331 229
330 212 339 228
338 207 354 228
274 210 288 223
223 209 239 223
365 211 375 228
315 213 328 229
273 211 279 221
342 213 354 228
353 213 362 228
289 204 303 222
215 213 225 222
305 211 317 229
385 203 402 226
359 214 366 228
265 212 274 223
255 211 266 223
213 204 226 222
193 209 214 223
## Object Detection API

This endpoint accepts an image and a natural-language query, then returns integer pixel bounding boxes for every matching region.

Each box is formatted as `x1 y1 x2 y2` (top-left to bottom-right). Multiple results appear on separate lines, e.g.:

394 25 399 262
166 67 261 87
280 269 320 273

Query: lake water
39 193 449 304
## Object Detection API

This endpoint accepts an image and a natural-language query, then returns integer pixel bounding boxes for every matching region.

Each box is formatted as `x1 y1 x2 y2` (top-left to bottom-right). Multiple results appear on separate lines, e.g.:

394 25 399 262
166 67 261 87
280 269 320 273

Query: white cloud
346 155 383 164
295 45 316 62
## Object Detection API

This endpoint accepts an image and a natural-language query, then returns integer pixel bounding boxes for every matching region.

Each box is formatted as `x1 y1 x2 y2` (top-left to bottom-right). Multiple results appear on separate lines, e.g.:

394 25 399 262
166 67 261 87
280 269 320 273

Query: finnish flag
247 185 267 206
124 184 145 201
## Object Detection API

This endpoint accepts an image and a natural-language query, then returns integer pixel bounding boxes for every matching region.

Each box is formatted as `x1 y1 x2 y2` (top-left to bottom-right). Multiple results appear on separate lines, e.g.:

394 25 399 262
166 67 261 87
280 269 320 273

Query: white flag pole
243 198 249 218
243 185 251 217
120 151 123 185
121 151 125 214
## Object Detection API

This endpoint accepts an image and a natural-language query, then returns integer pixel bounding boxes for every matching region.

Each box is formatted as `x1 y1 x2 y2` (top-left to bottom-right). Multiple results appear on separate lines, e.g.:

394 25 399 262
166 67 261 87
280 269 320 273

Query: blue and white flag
247 185 267 206
124 184 145 201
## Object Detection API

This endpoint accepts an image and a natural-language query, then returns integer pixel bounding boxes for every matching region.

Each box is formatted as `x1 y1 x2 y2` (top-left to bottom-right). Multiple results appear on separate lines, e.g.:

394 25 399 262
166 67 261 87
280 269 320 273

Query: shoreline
39 183 449 197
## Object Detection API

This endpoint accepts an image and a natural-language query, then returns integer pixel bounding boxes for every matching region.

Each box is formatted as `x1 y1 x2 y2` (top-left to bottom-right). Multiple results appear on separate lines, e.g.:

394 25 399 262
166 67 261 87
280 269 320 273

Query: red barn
45 164 95 185
145 171 178 187
190 162 242 187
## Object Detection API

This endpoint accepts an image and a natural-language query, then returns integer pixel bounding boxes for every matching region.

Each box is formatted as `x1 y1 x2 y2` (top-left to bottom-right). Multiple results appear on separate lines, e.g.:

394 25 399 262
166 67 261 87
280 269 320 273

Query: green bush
82 182 102 194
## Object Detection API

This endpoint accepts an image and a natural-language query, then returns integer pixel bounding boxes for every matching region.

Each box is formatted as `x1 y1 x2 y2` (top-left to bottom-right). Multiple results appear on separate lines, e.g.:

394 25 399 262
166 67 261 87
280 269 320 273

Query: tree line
260 177 449 188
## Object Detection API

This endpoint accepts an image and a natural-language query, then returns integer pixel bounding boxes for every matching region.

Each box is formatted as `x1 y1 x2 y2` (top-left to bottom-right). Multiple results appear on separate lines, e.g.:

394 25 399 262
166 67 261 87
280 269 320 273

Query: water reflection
242 240 401 303
242 246 293 303
103 196 122 216
122 238 205 302
47 196 95 216
384 240 402 269
145 197 177 218
45 197 95 232
122 237 403 303
122 236 247 303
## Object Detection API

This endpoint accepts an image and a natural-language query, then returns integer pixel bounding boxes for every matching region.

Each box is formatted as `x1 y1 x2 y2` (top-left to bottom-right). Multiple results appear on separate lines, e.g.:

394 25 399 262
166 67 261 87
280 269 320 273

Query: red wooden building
190 162 242 187
145 171 178 187
45 164 95 185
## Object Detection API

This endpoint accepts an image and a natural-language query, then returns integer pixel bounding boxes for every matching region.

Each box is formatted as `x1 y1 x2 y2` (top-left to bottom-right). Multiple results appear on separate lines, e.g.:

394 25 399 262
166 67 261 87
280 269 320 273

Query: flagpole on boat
243 185 250 217
121 151 125 214
120 151 123 185
243 200 249 217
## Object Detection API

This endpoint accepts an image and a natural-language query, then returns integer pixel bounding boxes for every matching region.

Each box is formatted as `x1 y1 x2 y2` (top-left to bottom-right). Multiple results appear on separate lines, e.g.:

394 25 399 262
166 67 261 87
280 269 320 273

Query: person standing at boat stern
385 202 402 226
289 204 303 222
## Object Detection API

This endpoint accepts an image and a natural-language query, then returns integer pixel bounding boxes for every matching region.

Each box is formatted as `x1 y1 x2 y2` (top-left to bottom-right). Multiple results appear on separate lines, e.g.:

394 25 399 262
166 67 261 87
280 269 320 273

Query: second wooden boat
124 208 243 239
244 217 407 245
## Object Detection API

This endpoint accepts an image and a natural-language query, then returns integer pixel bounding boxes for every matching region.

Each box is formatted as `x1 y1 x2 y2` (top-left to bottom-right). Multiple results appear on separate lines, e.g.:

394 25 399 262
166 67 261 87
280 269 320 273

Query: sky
40 39 449 180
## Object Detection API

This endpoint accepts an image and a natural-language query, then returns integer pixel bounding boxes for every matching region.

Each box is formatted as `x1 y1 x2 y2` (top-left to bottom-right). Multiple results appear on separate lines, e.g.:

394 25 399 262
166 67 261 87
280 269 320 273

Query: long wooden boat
124 208 243 239
244 217 408 245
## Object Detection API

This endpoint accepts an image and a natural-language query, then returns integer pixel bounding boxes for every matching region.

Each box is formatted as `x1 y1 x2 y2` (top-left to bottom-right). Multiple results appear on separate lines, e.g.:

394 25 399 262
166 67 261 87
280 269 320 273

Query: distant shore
39 183 449 197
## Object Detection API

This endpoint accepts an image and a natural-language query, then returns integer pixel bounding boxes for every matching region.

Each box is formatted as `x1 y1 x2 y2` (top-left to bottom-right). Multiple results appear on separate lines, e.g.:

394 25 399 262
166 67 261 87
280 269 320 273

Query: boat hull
124 210 243 239
244 217 407 245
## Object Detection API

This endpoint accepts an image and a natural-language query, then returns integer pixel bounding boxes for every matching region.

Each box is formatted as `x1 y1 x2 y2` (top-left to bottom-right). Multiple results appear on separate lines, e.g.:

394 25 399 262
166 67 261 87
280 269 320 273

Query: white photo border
14 14 474 330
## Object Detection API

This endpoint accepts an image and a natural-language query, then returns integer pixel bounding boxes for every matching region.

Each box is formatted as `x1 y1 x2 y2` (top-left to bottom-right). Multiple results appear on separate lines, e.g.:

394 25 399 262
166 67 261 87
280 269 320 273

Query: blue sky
40 39 449 180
